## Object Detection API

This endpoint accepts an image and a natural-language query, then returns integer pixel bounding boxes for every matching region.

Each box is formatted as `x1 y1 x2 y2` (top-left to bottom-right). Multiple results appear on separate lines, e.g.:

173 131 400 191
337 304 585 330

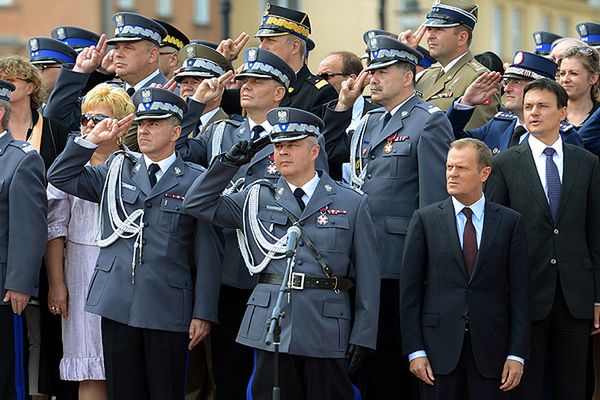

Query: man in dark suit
486 78 600 398
401 138 530 399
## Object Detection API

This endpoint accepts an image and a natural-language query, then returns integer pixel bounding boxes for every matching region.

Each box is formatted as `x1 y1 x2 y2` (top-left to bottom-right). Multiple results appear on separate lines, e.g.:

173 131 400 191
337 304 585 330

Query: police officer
322 35 454 399
26 37 77 93
154 19 190 80
177 47 328 399
400 0 501 130
182 107 380 400
447 51 583 154
47 88 222 399
221 4 337 118
0 79 47 400
174 43 233 136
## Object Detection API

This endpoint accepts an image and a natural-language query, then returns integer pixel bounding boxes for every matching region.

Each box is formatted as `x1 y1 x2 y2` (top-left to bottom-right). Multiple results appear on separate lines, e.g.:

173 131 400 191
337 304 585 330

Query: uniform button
145 201 152 208
144 222 150 227
370 155 375 160
175 206 180 211
142 240 147 245
271 216 275 220
331 220 336 225
298 239 304 247
550 258 557 265
247 171 254 176
367 174 372 179
300 221 305 226
297 259 303 265
553 229 559 235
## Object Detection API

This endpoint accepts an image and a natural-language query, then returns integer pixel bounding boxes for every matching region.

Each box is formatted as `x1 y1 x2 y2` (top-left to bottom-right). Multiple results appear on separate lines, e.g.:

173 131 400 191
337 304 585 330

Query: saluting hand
193 70 235 105
150 77 178 92
398 25 427 49
85 113 134 145
217 32 250 61
409 356 435 386
100 49 116 75
73 34 108 74
461 71 502 106
335 70 370 112
3 290 30 315
188 318 211 350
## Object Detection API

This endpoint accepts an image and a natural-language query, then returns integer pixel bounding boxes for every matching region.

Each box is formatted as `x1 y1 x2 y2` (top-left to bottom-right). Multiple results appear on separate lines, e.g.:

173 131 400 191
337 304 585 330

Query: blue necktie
381 112 392 130
251 125 265 141
543 147 561 224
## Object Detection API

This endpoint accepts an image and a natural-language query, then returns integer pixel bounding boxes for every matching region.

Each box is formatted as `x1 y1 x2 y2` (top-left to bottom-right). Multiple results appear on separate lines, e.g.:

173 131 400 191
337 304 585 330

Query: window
0 0 13 6
116 0 134 10
493 6 504 55
559 17 569 37
511 9 522 53
194 0 210 25
157 0 172 18
541 14 551 32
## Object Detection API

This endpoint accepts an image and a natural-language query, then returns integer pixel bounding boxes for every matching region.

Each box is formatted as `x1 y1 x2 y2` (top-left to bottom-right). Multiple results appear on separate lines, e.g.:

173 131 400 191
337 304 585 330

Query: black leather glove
222 140 254 166
346 344 369 379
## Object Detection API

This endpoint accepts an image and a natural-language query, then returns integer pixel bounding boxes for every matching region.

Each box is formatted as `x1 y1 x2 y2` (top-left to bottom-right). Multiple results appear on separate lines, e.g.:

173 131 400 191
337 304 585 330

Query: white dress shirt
286 172 320 206
247 117 273 138
0 130 6 140
527 135 563 200
124 69 161 93
143 152 177 183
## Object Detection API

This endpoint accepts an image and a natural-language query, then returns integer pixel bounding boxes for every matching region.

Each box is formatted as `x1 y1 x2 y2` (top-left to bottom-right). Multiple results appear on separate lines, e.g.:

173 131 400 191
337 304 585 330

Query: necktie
509 125 527 148
543 147 561 224
148 163 160 188
435 69 445 83
381 112 392 131
126 87 136 97
293 188 306 212
462 207 477 278
251 125 265 141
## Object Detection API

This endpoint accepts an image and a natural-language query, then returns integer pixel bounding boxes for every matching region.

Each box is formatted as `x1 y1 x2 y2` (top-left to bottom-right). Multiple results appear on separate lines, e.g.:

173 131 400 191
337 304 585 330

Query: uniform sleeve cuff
507 355 525 365
74 136 98 149
453 97 475 110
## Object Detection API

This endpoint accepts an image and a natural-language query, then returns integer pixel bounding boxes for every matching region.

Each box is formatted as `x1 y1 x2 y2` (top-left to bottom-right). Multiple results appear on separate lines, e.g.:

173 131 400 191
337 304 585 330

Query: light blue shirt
409 194 524 365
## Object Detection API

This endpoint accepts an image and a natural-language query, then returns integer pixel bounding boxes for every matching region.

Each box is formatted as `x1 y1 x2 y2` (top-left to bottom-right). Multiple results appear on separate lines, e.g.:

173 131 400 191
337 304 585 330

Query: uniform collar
200 107 221 126
443 51 469 73
126 69 161 92
388 92 417 117
247 117 273 137
143 151 177 174
285 172 320 200
0 130 6 140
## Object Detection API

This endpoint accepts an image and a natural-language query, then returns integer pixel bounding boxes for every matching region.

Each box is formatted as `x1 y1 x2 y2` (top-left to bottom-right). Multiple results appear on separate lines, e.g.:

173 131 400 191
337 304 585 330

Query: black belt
259 272 354 291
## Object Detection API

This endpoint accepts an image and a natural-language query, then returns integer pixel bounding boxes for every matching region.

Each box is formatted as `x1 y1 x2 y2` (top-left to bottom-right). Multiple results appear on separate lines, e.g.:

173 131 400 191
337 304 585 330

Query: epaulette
416 103 443 114
560 120 574 132
247 178 275 192
9 140 36 154
217 118 243 127
230 114 245 122
467 59 488 73
307 74 330 90
366 107 385 115
334 180 363 195
493 111 518 121
185 161 206 172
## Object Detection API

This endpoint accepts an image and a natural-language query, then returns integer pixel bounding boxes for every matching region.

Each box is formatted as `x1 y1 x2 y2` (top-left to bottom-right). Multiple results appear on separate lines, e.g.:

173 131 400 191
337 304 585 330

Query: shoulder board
184 161 206 172
246 178 275 191
493 111 518 120
218 118 243 127
9 141 36 154
307 74 330 90
559 121 574 132
416 103 443 114
466 59 488 73
334 180 363 195
366 107 385 115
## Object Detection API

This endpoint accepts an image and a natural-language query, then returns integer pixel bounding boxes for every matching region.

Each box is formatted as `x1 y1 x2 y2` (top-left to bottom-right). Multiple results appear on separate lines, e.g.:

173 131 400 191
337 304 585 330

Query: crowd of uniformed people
1 0 600 399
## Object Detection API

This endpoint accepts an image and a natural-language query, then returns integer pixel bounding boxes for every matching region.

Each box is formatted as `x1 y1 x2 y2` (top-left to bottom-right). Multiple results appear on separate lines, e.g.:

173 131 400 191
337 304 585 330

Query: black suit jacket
486 142 600 321
400 198 530 378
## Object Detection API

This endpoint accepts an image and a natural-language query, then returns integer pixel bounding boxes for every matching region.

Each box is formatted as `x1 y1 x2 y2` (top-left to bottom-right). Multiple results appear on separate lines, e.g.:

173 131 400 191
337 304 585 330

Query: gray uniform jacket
176 118 329 289
47 137 222 332
322 94 454 278
182 159 380 358
0 132 47 301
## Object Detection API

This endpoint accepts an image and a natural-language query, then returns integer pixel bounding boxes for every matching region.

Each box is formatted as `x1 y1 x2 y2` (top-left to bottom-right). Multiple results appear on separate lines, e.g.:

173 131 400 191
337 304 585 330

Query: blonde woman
46 84 134 400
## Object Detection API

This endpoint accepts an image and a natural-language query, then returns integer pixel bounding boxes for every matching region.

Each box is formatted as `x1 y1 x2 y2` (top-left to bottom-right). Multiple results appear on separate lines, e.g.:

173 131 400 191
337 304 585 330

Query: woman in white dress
46 83 134 400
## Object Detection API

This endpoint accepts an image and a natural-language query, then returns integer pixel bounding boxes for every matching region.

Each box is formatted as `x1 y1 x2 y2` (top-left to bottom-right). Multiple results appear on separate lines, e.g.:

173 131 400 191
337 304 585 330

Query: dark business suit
486 140 600 399
400 197 530 399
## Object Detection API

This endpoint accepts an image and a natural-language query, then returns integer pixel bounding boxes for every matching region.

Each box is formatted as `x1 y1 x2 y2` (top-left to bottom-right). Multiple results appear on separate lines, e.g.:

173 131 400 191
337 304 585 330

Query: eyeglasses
565 46 599 59
34 64 62 71
502 78 527 88
317 72 347 80
80 113 109 126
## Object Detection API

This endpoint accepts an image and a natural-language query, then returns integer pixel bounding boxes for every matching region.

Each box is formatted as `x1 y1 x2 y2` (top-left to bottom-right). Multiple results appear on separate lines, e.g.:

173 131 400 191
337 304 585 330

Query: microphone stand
265 253 296 400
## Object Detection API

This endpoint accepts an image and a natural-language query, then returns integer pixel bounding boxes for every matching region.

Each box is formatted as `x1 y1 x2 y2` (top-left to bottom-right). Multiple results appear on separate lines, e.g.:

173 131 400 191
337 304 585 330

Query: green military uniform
416 51 500 131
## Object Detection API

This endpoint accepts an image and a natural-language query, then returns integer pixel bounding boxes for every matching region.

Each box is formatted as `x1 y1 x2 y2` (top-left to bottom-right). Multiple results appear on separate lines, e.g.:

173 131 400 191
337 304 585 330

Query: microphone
285 226 302 258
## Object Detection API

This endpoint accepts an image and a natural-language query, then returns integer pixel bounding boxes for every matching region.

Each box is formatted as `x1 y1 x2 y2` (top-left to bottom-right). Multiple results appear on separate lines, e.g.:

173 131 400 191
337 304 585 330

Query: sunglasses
80 113 109 126
317 72 347 80
35 64 63 71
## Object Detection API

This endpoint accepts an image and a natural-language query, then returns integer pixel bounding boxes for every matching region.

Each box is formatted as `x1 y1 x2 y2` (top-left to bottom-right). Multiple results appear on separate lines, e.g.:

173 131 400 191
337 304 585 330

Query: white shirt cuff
453 97 475 110
74 136 98 149
408 350 427 361
507 355 524 365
